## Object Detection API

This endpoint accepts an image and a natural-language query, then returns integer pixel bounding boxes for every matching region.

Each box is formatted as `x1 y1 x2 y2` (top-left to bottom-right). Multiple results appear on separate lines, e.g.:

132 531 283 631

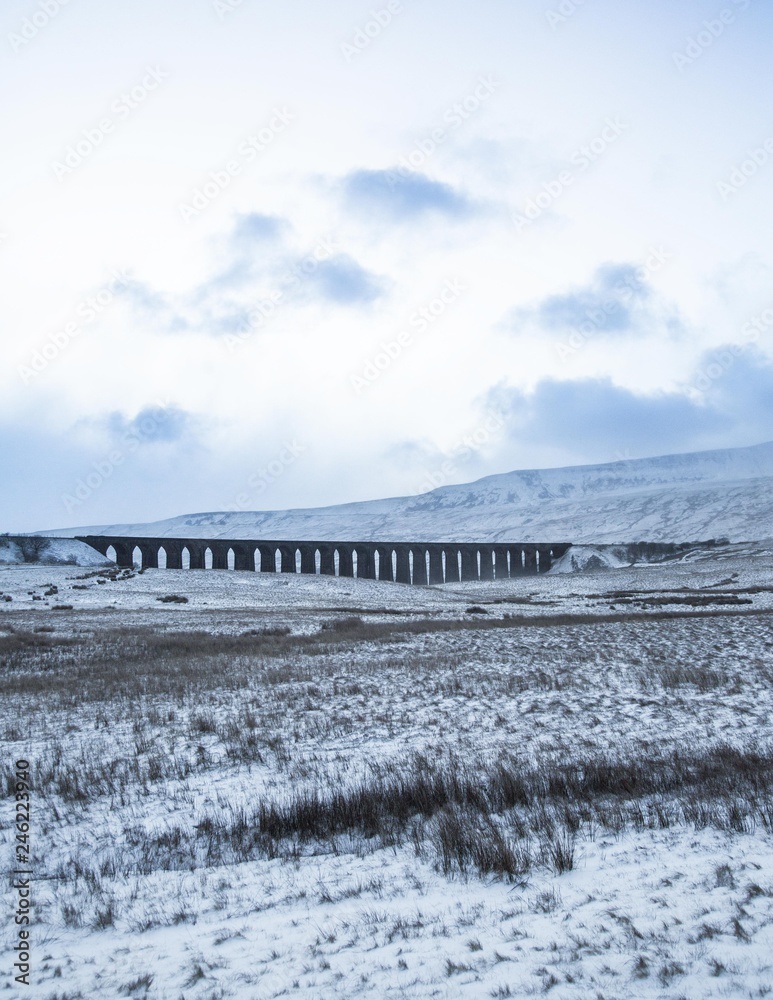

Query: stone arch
299 545 315 574
319 546 335 576
277 545 294 573
374 547 393 582
507 546 523 575
410 548 427 585
460 546 477 581
232 545 253 571
353 545 375 579
209 545 228 570
182 546 191 570
477 547 493 581
105 544 117 563
376 548 391 582
338 547 354 577
157 546 168 569
138 544 156 570
394 545 411 584
428 547 444 585
166 543 184 569
256 545 274 572
188 544 206 570
444 548 460 584
205 547 213 570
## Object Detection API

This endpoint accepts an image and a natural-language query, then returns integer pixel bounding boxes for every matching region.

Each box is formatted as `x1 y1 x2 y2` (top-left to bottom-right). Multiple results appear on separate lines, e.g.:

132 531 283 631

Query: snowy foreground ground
2 550 773 998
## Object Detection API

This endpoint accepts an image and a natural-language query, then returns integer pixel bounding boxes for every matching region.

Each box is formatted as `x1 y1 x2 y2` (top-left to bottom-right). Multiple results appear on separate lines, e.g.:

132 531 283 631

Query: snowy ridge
46 440 773 544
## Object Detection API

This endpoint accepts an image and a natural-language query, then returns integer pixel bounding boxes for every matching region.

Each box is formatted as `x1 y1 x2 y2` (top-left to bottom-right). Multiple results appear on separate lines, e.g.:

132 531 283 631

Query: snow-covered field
2 552 773 998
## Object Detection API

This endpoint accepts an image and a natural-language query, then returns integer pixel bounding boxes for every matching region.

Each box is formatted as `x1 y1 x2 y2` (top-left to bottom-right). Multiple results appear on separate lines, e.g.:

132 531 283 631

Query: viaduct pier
75 536 571 584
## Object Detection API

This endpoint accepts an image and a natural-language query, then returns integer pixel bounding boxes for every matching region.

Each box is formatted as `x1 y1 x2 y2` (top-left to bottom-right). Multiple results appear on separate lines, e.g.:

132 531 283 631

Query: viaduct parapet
75 536 571 584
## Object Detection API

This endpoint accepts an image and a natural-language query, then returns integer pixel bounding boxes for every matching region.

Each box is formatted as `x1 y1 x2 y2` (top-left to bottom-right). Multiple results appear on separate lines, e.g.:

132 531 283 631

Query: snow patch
549 545 631 573
0 536 111 567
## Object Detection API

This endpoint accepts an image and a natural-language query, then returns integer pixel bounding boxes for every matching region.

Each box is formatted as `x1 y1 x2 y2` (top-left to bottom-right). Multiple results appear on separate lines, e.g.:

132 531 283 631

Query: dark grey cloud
486 348 773 462
231 212 286 245
511 260 682 340
105 405 195 444
537 264 649 333
488 377 720 457
693 345 773 441
199 213 291 294
299 254 386 305
343 169 472 220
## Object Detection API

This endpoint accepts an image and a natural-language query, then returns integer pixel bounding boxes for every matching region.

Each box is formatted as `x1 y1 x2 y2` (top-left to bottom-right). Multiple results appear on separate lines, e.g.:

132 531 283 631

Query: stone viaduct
75 536 570 584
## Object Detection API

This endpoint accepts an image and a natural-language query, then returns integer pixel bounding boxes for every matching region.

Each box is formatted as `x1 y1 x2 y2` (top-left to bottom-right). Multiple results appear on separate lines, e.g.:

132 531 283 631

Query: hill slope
46 440 773 544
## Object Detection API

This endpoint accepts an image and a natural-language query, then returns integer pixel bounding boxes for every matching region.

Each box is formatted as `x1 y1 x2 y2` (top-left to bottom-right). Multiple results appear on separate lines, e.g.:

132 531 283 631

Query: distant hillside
45 440 773 544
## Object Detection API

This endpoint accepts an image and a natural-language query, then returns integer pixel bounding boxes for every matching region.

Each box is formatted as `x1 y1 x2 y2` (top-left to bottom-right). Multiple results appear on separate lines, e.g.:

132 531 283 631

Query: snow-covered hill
0 536 111 566
45 440 773 544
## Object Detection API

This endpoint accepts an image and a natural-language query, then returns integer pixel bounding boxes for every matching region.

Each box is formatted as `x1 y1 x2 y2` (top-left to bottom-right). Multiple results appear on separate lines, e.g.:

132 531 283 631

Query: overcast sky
2 0 773 531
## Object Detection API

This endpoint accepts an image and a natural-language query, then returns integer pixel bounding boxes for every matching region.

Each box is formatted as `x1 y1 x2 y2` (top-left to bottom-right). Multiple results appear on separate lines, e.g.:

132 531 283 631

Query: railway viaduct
75 536 570 584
